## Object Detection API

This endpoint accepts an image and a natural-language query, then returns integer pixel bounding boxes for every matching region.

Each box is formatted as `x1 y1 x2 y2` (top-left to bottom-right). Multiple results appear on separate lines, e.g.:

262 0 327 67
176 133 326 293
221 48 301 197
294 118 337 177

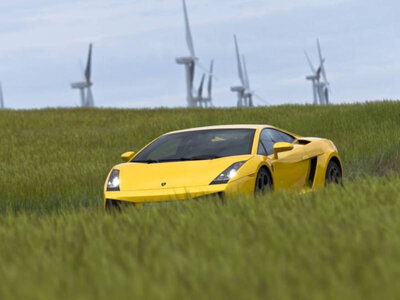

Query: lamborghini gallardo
104 125 342 208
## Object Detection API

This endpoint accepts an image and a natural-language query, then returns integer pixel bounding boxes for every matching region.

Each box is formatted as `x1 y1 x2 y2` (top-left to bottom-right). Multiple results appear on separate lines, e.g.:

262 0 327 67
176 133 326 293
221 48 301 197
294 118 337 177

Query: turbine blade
198 74 205 98
207 60 213 98
84 43 93 82
304 51 316 74
316 66 321 78
234 35 245 86
242 55 250 89
320 61 328 86
182 0 195 57
254 93 268 105
79 60 85 81
316 39 329 84
317 39 323 65
197 61 217 80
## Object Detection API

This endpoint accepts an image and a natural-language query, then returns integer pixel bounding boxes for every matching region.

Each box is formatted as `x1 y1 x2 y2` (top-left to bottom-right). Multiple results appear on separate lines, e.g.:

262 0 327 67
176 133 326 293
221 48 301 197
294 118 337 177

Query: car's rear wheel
325 160 342 185
255 167 273 194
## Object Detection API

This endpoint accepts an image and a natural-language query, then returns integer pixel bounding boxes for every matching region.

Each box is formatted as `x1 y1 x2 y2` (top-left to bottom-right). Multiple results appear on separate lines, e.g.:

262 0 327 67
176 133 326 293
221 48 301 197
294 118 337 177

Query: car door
258 128 310 190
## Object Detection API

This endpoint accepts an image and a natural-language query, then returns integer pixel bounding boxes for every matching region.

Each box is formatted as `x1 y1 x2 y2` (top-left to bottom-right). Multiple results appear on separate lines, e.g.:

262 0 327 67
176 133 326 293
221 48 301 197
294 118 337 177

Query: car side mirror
121 151 135 162
273 142 293 159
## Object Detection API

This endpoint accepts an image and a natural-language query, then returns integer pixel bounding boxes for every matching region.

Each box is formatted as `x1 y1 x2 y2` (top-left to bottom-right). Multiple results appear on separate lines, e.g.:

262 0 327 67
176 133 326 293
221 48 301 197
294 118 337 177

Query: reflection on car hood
116 155 253 191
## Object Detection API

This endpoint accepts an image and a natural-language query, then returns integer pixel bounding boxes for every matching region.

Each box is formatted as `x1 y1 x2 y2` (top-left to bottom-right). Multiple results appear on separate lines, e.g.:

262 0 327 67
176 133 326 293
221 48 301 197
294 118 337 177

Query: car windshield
133 129 256 163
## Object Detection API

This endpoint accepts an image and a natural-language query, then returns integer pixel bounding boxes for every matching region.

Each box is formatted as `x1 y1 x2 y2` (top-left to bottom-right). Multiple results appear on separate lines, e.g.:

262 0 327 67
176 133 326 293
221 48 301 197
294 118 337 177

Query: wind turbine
305 39 329 105
71 44 95 107
231 35 265 107
0 82 4 109
176 0 214 108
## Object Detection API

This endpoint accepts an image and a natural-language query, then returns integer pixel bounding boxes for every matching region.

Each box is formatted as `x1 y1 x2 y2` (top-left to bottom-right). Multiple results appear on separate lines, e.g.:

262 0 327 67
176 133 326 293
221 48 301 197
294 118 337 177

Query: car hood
115 155 253 191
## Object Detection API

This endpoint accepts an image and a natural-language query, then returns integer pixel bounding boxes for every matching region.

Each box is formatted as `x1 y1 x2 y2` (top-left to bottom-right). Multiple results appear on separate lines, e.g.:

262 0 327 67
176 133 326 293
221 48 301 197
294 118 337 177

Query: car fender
312 151 342 189
230 155 273 193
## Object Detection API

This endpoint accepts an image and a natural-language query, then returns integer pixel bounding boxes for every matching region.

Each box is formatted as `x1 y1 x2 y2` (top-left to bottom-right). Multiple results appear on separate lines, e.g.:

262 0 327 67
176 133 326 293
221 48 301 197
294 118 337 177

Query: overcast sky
0 0 399 109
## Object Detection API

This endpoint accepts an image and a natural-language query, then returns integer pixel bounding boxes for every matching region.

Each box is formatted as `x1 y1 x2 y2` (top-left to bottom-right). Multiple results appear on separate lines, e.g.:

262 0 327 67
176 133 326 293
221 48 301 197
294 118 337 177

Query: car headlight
210 161 247 185
107 169 120 191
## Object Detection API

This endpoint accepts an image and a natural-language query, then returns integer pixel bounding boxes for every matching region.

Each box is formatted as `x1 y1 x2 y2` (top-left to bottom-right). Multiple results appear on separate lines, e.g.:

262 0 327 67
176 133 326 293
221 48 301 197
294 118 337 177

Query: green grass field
0 102 400 299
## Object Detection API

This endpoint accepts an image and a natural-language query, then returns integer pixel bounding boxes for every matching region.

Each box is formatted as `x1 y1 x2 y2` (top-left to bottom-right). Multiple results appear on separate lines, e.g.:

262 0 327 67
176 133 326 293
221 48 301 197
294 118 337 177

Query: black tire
325 160 342 185
105 199 121 212
255 167 273 194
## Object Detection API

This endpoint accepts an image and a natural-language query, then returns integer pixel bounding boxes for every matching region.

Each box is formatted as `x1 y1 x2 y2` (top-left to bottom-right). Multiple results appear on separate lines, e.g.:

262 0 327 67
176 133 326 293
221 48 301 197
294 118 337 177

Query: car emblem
161 182 166 186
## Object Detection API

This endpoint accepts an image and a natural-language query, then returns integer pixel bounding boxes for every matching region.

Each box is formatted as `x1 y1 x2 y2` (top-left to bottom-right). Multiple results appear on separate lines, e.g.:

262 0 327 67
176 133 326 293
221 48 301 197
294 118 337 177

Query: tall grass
1 102 399 213
0 178 400 299
0 102 400 299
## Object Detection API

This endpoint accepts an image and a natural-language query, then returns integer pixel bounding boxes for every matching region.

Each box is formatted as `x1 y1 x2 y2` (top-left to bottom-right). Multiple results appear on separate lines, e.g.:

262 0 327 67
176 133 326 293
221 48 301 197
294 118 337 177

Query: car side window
257 140 267 155
275 130 295 143
258 129 295 155
259 130 275 155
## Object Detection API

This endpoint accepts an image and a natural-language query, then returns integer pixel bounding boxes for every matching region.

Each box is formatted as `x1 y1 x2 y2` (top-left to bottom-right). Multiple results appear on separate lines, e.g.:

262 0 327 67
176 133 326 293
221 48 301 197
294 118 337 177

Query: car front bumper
103 174 255 207
104 184 226 206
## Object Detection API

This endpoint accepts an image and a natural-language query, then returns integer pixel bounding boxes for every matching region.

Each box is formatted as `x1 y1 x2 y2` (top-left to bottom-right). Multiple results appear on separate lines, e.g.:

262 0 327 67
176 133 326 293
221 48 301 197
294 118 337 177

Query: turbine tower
242 55 254 107
176 0 213 108
231 35 256 107
305 39 329 105
71 44 95 107
0 82 4 109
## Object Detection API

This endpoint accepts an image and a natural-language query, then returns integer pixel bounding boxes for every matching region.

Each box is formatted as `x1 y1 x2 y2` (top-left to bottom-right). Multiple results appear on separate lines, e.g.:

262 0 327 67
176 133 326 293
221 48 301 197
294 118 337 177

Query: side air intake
308 157 318 188
297 139 311 145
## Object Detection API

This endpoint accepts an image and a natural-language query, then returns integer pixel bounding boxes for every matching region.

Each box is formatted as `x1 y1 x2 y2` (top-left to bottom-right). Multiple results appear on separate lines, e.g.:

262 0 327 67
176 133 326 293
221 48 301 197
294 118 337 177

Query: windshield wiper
179 154 222 161
134 155 222 164
134 159 159 164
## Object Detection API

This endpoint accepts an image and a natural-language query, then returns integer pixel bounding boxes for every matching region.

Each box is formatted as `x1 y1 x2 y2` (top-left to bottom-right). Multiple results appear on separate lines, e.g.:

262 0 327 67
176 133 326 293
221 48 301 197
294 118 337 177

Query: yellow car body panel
104 125 342 207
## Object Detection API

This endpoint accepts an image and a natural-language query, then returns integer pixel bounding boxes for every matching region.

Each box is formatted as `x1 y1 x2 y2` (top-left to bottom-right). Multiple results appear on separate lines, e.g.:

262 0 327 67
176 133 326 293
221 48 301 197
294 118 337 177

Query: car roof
166 124 274 135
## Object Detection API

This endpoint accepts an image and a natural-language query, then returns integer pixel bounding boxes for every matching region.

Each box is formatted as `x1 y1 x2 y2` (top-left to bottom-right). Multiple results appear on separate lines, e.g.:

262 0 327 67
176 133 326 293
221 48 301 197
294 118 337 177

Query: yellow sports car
104 125 342 209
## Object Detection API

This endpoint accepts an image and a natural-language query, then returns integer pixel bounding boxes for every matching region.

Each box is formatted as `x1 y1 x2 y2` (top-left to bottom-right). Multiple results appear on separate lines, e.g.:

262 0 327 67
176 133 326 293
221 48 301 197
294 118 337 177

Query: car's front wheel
255 167 273 194
325 160 342 185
